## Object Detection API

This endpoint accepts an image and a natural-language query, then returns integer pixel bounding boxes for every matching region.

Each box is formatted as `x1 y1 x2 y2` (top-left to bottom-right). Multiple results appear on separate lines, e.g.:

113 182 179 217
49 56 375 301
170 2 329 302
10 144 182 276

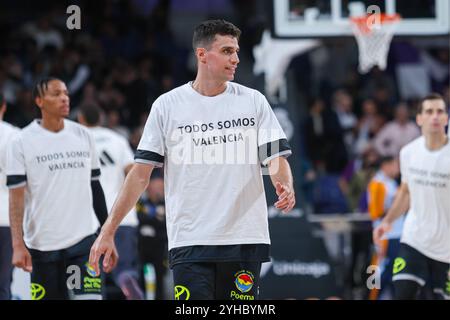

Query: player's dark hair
417 93 446 114
376 155 395 168
79 104 102 126
0 92 4 107
192 19 241 50
32 77 63 100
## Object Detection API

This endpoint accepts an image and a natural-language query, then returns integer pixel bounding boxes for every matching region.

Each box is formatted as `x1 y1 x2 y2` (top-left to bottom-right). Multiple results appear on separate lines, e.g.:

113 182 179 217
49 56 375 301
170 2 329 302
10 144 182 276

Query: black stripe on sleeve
6 175 27 187
258 138 292 165
91 168 101 179
134 149 164 164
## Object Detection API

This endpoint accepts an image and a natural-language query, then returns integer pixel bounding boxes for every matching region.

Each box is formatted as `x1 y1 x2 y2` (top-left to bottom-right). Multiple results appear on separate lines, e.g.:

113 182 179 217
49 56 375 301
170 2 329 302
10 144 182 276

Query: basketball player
6 78 108 300
90 19 296 300
373 94 450 300
0 93 19 300
367 156 404 299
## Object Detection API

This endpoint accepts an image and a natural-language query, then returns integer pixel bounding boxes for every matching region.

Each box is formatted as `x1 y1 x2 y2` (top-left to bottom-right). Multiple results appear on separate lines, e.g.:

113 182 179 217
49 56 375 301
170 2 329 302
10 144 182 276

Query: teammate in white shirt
78 104 144 300
374 93 450 300
0 94 19 300
90 19 296 300
6 78 109 300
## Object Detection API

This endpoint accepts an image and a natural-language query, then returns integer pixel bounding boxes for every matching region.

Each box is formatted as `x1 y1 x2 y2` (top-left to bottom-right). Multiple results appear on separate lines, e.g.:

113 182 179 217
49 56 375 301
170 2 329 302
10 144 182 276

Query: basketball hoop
350 14 401 73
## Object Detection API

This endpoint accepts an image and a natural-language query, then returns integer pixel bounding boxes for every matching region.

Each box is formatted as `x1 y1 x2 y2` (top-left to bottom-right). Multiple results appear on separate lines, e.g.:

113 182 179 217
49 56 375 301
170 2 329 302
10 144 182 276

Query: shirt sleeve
255 92 292 166
87 130 101 181
135 100 165 167
6 134 27 189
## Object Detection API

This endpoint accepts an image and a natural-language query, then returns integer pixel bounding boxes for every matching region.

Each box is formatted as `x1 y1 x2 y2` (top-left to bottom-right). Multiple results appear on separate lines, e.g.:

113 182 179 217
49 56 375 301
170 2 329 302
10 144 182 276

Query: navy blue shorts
0 227 13 300
29 234 102 300
392 243 449 298
172 261 262 300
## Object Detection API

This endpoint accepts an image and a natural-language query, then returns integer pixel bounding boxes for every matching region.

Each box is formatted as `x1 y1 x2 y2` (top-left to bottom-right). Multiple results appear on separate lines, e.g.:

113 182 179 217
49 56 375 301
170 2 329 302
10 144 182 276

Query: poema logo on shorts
31 283 46 300
85 262 99 277
234 271 254 293
174 285 190 300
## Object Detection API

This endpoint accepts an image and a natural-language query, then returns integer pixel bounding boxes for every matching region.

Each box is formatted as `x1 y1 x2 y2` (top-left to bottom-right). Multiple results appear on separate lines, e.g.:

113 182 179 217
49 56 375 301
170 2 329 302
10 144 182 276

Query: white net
351 15 401 73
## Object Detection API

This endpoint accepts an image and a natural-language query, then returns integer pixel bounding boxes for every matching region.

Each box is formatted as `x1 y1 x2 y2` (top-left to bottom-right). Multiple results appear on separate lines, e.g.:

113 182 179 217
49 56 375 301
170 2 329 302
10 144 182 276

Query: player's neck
424 133 448 151
40 116 65 133
192 76 227 97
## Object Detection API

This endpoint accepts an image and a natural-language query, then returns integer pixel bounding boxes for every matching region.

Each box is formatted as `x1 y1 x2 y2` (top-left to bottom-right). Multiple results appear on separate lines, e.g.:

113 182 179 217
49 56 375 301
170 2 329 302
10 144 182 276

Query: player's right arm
89 162 154 274
373 182 409 246
9 186 32 272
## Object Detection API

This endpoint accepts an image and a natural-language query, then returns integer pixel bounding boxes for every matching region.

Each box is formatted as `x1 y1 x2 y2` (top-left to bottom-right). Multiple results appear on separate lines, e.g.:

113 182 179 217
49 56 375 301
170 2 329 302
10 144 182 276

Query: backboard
272 0 450 38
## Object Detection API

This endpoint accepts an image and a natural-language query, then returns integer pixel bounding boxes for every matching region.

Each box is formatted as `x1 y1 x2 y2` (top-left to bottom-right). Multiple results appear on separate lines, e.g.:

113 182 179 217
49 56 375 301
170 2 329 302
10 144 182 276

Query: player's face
36 80 70 119
203 34 240 82
416 100 448 134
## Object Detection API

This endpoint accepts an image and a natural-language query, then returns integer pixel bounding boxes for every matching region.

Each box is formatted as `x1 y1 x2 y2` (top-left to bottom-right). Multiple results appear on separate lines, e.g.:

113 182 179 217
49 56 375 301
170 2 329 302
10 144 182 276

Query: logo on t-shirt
35 150 91 172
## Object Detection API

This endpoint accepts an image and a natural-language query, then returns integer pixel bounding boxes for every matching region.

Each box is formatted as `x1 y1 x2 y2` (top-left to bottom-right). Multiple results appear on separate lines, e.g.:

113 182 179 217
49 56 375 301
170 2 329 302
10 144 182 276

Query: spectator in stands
332 89 358 158
304 97 348 174
373 102 420 157
367 156 404 300
354 99 381 157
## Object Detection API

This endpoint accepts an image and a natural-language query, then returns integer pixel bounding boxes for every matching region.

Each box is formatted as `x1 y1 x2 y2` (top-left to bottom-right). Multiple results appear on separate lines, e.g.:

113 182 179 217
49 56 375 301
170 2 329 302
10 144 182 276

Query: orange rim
350 13 401 34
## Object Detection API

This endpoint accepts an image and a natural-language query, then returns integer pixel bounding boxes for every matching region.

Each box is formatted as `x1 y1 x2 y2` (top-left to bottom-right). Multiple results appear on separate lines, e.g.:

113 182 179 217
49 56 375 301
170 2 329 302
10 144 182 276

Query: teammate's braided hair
32 77 63 100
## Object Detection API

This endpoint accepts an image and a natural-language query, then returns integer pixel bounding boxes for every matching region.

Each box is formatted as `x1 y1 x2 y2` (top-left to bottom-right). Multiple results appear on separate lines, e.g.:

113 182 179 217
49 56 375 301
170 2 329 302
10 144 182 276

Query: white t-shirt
136 82 291 250
6 119 100 251
88 126 138 227
400 136 450 263
0 120 20 227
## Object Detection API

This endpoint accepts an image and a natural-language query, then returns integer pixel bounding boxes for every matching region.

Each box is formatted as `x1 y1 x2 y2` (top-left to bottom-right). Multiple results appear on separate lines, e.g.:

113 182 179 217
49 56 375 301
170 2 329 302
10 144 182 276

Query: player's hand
12 243 33 273
373 221 392 246
89 231 119 275
274 182 296 214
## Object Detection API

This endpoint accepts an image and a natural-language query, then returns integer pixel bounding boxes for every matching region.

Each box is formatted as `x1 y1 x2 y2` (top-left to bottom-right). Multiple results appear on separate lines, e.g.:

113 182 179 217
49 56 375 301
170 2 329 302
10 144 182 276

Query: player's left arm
268 156 295 213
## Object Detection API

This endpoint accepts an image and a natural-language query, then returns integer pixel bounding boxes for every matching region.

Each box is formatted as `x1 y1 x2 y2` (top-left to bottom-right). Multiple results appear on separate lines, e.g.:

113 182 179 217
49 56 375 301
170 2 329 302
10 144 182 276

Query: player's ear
416 113 423 127
35 96 43 110
196 47 207 64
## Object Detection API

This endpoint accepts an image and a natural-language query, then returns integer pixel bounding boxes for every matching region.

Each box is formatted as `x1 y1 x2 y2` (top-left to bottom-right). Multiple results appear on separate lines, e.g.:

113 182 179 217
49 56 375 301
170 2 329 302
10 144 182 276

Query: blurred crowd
298 44 449 215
